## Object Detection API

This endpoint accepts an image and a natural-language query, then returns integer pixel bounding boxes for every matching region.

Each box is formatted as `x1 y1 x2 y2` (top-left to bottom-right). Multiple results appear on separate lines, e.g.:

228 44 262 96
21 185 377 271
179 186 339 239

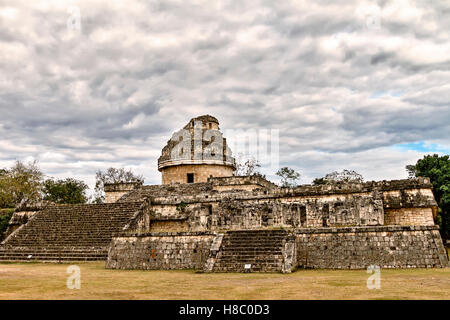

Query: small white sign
244 264 252 269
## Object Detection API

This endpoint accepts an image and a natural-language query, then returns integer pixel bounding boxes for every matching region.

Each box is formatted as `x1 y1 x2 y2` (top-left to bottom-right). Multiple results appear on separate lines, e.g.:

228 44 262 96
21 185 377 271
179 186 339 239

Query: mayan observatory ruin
1 115 448 272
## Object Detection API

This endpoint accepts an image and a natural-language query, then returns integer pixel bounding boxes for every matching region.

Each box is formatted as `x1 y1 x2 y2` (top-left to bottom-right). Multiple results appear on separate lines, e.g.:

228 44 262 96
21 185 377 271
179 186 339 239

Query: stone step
215 261 283 266
211 230 288 273
223 238 285 242
223 239 285 243
227 235 287 239
222 245 283 248
220 249 282 254
227 230 288 233
0 250 107 255
219 252 283 257
0 246 108 261
214 265 282 272
215 260 282 265
0 250 107 254
0 257 106 262
0 255 106 260
1 202 141 262
217 255 282 260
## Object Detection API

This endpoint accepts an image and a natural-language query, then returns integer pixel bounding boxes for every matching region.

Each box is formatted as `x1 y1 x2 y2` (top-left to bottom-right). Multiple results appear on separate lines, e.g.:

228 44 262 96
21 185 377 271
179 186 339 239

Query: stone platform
106 226 449 272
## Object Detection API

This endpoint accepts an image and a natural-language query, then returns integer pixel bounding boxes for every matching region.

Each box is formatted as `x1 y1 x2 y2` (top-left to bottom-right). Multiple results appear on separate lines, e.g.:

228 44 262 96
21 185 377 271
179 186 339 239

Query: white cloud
0 0 448 191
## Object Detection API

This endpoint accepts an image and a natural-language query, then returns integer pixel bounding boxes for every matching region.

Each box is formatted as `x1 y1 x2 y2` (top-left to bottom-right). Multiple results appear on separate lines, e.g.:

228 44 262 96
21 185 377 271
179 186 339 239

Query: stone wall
121 178 438 234
106 226 449 271
385 208 434 226
296 225 449 269
160 164 234 184
209 176 277 192
143 193 385 232
104 182 142 203
382 188 436 209
106 232 215 270
111 176 442 274
149 220 189 232
123 198 379 234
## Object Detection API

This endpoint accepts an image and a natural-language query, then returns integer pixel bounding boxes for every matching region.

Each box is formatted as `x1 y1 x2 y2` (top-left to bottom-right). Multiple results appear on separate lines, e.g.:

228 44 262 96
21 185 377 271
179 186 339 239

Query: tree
0 161 43 208
0 209 14 241
313 169 364 185
0 169 13 208
94 168 144 203
43 178 89 204
235 156 263 176
405 164 417 179
312 177 327 185
276 167 301 187
406 154 450 239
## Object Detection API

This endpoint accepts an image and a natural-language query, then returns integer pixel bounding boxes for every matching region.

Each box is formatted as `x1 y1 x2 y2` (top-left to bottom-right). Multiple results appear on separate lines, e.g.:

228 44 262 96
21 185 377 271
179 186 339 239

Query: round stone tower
158 115 236 184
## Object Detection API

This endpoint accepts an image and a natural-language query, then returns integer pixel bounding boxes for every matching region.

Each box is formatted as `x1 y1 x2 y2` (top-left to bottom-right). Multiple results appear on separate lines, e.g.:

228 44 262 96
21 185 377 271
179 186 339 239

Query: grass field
0 262 449 300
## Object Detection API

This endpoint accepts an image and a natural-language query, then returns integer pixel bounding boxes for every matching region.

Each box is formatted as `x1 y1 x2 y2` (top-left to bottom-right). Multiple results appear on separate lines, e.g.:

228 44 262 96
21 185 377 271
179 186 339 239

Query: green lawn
0 262 449 300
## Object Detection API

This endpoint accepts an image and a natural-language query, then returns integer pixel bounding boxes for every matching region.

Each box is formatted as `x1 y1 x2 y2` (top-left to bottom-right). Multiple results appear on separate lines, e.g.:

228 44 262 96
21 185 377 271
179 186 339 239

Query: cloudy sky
1 0 449 192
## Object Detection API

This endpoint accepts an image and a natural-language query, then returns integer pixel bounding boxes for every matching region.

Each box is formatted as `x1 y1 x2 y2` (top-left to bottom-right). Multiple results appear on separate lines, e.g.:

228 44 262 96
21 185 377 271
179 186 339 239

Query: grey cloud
0 0 449 188
370 52 393 65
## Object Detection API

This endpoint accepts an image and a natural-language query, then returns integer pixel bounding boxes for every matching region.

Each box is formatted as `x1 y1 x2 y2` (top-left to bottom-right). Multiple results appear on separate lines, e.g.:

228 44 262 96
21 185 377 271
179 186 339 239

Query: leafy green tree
0 209 14 241
405 164 417 178
313 169 364 185
312 177 327 185
94 168 144 203
276 167 301 187
0 169 14 208
406 154 450 239
43 178 89 204
0 161 43 208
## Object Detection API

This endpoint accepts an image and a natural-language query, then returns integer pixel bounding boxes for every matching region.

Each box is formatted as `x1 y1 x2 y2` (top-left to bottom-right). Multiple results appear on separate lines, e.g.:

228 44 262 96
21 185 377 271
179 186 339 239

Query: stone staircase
0 202 143 262
213 229 288 273
0 247 108 262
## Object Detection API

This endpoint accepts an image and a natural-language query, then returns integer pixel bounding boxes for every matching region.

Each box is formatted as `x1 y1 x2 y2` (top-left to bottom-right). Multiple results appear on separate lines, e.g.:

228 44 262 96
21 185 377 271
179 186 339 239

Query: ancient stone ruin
158 114 236 184
1 115 448 272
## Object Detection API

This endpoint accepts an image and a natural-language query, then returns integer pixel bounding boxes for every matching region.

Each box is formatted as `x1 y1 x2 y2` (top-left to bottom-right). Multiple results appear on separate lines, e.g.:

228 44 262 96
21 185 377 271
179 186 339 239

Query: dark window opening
322 204 329 227
187 173 194 183
300 206 307 226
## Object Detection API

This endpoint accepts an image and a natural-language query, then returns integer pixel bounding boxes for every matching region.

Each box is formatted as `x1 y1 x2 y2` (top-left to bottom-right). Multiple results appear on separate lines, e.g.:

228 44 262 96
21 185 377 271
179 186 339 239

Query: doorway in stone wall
187 173 194 183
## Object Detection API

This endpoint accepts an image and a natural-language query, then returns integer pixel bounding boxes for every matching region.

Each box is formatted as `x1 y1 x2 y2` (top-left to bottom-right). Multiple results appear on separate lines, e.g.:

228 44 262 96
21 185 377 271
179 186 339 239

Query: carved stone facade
115 177 438 232
104 176 449 271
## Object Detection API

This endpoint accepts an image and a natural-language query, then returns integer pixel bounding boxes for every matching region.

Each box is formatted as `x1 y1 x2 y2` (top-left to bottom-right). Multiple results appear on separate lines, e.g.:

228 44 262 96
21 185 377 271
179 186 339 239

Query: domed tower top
158 115 236 184
184 114 220 130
